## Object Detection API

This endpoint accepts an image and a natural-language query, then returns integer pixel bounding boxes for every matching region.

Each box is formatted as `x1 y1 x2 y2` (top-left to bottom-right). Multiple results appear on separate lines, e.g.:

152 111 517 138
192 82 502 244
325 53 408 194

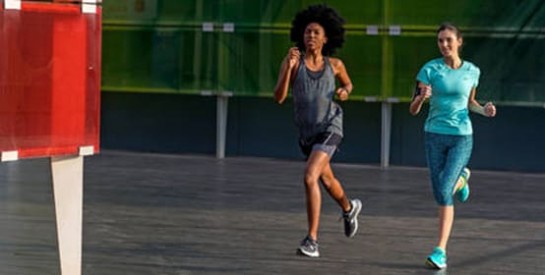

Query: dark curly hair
290 4 345 56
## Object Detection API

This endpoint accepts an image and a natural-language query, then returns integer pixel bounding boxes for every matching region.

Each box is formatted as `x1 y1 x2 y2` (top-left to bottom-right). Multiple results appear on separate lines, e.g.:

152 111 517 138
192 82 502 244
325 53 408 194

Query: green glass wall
103 0 545 105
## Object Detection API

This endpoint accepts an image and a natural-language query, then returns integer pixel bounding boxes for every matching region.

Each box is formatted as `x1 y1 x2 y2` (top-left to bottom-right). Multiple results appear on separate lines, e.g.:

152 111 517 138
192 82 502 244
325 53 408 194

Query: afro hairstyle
290 4 345 56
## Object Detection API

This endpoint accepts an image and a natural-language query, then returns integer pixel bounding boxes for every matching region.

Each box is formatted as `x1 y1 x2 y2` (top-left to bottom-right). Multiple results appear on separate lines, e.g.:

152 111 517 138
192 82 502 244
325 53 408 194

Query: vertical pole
381 102 392 168
50 155 84 275
216 0 229 159
216 94 229 159
380 0 393 169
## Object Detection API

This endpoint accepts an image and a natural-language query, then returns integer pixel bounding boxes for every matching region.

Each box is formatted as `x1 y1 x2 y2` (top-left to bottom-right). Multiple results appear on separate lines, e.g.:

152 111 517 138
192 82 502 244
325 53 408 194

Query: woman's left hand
484 102 496 117
336 87 349 101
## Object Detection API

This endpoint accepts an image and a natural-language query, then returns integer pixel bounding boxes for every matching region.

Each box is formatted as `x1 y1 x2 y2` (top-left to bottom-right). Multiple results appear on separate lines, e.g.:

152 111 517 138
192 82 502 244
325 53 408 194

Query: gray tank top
292 57 343 139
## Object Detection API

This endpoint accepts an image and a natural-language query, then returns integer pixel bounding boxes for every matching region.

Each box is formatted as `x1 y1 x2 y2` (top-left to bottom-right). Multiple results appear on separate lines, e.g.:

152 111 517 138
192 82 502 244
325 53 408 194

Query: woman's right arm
409 82 432 115
274 47 300 104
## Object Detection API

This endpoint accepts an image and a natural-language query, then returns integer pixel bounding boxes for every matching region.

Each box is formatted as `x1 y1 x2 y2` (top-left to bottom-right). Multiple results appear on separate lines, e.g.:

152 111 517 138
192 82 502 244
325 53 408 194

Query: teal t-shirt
416 58 480 135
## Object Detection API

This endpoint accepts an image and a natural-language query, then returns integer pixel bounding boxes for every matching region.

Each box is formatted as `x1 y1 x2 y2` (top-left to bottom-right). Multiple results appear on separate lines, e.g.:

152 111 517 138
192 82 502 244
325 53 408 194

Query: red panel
0 2 101 159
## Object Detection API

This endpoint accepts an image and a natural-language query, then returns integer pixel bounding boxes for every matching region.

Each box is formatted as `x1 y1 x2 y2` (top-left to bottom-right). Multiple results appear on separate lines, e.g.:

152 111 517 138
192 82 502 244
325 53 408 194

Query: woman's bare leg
437 206 454 250
319 162 351 212
303 150 331 240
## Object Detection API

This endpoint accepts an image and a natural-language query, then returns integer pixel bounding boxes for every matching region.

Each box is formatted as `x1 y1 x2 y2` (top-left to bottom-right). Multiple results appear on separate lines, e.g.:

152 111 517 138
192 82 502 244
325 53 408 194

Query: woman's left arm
468 87 497 117
330 58 353 101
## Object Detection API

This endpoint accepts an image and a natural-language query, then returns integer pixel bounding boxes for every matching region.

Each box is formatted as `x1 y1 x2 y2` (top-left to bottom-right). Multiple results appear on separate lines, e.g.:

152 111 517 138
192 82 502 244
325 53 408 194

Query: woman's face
304 22 327 52
437 29 462 58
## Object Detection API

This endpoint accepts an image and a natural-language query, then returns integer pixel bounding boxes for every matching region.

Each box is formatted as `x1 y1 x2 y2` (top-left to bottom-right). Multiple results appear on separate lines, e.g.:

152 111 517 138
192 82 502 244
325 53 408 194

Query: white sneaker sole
297 248 319 258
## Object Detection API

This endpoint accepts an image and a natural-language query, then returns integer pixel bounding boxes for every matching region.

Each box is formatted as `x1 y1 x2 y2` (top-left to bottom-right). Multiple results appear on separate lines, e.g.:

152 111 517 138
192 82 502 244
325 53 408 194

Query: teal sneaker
426 247 447 269
455 167 471 203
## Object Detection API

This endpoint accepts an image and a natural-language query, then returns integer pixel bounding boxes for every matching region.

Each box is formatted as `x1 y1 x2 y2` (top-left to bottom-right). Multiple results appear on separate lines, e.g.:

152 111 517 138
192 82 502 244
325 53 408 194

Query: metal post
381 101 392 168
216 92 231 159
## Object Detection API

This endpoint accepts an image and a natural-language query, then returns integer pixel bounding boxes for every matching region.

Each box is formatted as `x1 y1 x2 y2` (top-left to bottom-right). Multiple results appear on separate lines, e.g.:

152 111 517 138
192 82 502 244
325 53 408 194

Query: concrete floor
0 151 543 275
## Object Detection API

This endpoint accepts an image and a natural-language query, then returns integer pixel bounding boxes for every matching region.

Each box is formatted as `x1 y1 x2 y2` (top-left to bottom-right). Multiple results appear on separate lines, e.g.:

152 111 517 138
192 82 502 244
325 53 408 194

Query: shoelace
338 210 352 222
303 237 318 247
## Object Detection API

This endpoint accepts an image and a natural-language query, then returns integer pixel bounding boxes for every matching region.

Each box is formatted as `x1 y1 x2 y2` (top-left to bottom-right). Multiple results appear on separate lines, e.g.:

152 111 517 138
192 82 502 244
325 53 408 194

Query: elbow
274 94 286 104
409 106 419 116
274 86 288 104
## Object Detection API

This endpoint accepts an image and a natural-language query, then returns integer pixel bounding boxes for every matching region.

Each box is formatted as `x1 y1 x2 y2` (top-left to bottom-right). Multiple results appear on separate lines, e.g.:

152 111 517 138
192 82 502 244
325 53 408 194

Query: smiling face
304 22 327 52
437 29 462 58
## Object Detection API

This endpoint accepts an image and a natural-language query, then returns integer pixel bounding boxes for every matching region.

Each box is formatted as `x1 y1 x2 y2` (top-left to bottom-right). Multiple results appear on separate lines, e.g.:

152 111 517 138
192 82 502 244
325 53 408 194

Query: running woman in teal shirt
410 22 497 269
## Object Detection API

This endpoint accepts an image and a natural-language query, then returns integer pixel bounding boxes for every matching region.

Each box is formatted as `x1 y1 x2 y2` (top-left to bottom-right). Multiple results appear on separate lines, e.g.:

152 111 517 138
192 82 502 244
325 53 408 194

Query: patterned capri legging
425 132 473 206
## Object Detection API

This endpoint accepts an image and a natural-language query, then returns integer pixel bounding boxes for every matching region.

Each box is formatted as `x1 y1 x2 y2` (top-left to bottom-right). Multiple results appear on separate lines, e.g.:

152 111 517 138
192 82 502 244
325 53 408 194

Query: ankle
343 200 352 213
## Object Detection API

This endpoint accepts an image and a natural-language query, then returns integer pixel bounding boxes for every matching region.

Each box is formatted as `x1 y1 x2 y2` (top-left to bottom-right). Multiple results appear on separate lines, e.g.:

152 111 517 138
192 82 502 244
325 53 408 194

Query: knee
434 189 453 206
304 171 320 188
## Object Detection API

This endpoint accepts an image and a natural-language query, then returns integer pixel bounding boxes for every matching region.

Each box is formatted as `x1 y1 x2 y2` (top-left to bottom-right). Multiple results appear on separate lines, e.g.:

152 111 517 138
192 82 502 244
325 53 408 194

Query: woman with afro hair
274 4 362 258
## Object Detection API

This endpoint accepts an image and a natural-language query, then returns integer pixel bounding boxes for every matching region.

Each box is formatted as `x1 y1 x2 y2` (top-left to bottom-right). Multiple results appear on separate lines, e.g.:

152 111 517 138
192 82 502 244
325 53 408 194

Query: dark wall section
225 98 382 163
390 104 428 167
101 93 545 172
225 97 300 159
391 104 545 172
335 101 382 163
101 92 217 154
468 106 545 172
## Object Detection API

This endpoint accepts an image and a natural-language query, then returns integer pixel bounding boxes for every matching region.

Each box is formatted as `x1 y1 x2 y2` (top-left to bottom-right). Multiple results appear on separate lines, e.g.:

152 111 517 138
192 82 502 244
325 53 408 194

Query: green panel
103 0 219 24
102 30 155 89
390 37 437 100
340 0 382 25
301 0 382 25
101 0 545 105
219 0 381 26
220 0 302 26
102 29 219 93
337 35 382 99
388 0 545 30
219 31 291 96
465 37 545 103
157 0 218 23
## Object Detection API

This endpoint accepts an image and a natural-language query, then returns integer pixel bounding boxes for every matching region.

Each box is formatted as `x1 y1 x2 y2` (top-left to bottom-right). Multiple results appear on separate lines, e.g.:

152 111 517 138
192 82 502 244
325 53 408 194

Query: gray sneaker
296 236 319 257
342 199 362 238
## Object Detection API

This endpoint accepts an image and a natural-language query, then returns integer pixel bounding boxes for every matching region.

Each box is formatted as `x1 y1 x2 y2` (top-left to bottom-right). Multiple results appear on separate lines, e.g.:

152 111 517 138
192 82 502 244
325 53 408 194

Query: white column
50 156 84 275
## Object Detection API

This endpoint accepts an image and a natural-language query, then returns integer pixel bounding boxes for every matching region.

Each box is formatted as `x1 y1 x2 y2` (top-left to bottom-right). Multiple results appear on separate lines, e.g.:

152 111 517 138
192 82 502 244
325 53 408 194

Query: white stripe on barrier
82 0 97 14
1 151 18 162
5 0 21 10
79 146 94 156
